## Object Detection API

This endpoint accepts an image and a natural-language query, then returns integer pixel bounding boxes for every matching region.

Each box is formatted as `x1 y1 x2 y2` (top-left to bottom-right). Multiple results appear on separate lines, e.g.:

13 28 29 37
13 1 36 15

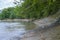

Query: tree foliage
14 0 60 19
0 0 60 19
0 7 16 19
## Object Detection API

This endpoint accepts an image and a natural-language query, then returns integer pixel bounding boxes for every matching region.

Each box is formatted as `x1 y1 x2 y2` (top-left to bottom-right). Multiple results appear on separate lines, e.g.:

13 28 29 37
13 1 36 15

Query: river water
0 21 36 40
0 21 60 40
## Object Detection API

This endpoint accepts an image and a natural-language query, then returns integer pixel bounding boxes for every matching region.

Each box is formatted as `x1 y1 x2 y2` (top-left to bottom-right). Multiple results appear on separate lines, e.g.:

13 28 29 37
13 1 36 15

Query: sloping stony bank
33 17 60 31
20 17 60 40
20 25 60 40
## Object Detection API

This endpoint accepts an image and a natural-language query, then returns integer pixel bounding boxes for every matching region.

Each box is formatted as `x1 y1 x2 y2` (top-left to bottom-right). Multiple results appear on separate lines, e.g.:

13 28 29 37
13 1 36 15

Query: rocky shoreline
33 17 60 30
20 17 60 40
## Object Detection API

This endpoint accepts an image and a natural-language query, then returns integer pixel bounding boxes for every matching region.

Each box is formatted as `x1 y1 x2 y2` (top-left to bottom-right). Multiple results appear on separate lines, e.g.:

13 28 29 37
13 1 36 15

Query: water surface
0 21 36 40
0 21 60 40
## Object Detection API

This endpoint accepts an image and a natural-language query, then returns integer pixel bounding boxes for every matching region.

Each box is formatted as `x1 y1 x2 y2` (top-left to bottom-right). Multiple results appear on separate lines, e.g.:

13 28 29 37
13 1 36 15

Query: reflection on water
0 21 36 40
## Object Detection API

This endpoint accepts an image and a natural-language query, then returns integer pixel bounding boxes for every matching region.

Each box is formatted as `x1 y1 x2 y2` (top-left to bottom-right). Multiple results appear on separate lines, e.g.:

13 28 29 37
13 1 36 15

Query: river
0 21 60 40
0 21 36 40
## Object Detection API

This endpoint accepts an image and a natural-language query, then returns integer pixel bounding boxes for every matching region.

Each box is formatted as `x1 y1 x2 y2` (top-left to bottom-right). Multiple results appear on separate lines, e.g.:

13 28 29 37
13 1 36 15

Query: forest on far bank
0 0 60 19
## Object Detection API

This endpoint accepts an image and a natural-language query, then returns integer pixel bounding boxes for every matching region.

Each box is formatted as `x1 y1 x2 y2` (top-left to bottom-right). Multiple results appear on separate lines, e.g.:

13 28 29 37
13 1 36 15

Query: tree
0 0 60 19
1 7 16 19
